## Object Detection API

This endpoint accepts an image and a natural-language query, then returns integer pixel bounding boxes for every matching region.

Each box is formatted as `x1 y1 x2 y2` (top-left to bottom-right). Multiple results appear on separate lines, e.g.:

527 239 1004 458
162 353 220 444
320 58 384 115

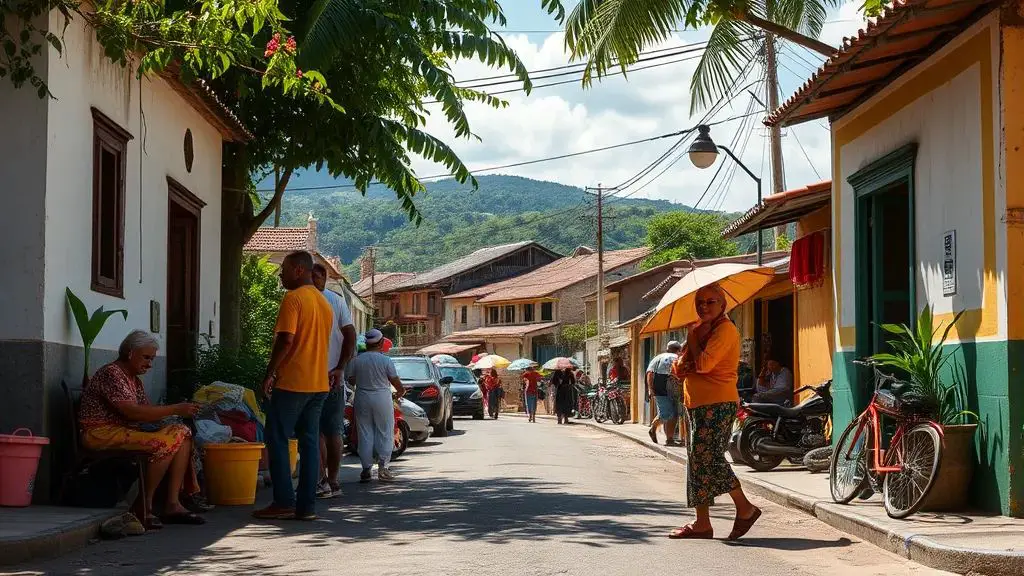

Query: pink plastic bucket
0 428 50 507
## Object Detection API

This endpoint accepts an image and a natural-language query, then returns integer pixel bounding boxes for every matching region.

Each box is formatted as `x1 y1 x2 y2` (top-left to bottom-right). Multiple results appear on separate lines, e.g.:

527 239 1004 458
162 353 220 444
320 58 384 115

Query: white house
0 12 249 500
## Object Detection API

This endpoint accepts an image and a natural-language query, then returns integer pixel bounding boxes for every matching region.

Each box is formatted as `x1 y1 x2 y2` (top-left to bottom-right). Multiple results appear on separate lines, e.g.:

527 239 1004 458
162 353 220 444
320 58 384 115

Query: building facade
767 1 1021 515
0 11 248 500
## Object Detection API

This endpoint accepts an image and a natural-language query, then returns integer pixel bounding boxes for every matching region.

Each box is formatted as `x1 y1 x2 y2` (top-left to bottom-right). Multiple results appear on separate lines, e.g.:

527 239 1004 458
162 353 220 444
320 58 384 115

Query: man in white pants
346 329 405 482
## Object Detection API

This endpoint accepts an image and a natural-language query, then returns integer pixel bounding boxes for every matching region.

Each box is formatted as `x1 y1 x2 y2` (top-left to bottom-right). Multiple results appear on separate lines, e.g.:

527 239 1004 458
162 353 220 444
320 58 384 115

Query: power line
257 111 760 193
791 127 824 180
455 37 736 86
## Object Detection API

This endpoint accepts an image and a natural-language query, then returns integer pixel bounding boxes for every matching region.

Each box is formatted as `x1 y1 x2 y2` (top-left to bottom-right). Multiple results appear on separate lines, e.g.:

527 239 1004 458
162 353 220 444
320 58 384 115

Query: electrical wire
791 127 823 180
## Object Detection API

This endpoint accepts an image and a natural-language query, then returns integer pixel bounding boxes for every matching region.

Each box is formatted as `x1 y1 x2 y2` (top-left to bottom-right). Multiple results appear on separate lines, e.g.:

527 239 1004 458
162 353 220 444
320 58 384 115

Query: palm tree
561 0 856 113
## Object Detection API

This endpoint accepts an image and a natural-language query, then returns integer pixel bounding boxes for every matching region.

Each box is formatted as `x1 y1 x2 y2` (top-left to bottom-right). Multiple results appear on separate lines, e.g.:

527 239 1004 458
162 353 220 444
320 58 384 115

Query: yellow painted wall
794 207 835 401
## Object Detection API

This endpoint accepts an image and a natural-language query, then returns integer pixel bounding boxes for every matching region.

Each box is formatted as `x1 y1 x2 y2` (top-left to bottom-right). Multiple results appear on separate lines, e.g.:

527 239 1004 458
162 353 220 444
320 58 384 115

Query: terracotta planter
921 423 977 511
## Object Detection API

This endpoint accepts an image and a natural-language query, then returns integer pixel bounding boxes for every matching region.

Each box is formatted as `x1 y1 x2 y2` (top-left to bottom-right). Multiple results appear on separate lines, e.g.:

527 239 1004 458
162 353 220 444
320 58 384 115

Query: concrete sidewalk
0 506 120 565
573 416 1023 576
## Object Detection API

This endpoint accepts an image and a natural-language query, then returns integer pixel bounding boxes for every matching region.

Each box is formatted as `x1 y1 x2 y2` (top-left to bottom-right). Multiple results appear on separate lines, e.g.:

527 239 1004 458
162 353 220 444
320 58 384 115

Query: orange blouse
673 320 740 409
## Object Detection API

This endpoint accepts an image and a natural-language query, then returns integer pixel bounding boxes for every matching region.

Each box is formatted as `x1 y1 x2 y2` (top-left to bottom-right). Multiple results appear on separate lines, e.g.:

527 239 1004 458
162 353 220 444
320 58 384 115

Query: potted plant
870 305 979 511
66 288 128 389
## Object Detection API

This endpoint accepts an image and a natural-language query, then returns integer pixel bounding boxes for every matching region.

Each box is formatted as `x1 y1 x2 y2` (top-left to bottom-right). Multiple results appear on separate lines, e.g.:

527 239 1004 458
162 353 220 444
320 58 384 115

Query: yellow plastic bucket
288 438 298 477
203 443 265 506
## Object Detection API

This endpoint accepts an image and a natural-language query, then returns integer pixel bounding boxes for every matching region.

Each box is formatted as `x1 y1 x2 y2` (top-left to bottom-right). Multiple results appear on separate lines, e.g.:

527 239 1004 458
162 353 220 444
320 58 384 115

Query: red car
344 399 409 460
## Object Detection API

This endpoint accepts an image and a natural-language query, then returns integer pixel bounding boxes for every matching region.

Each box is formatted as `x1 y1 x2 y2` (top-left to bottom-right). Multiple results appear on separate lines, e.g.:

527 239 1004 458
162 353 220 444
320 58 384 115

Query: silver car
399 397 431 443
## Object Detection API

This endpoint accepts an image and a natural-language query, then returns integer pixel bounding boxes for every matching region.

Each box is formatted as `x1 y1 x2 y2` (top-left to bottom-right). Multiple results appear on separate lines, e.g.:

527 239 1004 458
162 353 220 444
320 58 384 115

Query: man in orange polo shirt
253 251 333 521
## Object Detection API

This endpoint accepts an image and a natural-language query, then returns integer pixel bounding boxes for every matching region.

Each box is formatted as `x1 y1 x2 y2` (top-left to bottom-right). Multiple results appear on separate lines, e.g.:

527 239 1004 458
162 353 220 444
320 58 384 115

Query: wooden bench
59 380 150 522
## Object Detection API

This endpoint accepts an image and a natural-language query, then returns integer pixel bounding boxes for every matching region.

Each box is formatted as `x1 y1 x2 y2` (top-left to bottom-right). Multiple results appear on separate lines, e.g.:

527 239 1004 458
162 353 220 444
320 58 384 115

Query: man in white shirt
646 341 682 446
754 358 794 405
312 264 357 498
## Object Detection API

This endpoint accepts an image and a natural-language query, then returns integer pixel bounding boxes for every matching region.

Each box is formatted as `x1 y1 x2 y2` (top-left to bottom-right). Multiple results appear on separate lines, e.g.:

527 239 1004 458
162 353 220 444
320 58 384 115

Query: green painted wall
831 340 1021 516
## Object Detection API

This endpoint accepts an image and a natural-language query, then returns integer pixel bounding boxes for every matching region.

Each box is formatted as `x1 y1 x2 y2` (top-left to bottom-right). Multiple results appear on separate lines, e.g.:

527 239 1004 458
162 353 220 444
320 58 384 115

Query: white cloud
410 3 869 213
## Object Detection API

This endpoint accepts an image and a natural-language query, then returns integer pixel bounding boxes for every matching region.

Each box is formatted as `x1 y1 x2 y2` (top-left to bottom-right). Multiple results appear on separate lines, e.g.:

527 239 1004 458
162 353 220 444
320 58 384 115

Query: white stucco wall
833 16 1004 346
43 13 224 353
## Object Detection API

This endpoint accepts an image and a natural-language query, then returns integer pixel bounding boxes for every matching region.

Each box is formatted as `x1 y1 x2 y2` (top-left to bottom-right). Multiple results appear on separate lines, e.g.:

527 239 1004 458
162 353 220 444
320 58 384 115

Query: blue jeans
525 393 537 416
266 389 327 514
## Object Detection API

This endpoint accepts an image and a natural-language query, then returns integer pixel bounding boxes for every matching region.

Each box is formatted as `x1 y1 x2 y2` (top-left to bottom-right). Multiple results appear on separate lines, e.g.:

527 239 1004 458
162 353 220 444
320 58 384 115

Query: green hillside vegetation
275 174 756 277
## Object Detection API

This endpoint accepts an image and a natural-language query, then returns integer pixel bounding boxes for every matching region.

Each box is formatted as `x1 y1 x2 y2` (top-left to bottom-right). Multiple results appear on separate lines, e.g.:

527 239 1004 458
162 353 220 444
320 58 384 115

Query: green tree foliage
240 255 285 358
190 255 282 399
560 321 597 351
642 211 737 269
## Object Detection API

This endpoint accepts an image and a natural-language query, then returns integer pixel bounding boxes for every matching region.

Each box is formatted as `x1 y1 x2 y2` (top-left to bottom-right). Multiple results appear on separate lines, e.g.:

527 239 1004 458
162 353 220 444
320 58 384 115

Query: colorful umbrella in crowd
641 262 775 333
430 354 459 365
470 352 490 364
506 358 538 371
474 354 511 370
542 357 579 371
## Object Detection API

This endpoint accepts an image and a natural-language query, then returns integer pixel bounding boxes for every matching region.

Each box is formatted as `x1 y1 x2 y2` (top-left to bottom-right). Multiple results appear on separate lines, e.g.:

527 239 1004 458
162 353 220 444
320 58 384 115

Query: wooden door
167 179 204 398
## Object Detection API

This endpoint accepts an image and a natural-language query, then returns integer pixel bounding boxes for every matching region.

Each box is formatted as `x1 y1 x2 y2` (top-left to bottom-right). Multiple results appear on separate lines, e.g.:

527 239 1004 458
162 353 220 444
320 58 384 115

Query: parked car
399 397 431 443
438 364 485 420
392 355 454 437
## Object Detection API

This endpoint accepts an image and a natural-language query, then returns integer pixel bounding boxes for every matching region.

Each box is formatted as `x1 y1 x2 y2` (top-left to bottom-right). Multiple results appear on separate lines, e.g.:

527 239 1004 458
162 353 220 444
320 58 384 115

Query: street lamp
687 124 764 265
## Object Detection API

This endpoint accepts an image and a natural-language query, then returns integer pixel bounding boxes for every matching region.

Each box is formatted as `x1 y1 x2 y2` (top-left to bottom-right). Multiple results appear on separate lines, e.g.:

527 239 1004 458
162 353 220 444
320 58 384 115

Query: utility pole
595 183 605 346
367 246 377 324
765 33 787 248
273 167 282 227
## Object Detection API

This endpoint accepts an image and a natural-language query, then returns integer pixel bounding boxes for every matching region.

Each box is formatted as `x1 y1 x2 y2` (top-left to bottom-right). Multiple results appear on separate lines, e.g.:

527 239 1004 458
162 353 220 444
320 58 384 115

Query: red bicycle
829 367 943 519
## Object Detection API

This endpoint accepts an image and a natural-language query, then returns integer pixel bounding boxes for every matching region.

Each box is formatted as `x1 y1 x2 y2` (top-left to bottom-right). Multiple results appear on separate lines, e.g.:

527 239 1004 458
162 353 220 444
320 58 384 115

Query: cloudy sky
398 1 869 214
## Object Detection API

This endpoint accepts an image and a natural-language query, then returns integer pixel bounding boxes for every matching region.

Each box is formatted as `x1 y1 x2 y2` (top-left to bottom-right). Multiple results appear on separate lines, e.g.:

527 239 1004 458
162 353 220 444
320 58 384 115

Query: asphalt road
5 417 952 576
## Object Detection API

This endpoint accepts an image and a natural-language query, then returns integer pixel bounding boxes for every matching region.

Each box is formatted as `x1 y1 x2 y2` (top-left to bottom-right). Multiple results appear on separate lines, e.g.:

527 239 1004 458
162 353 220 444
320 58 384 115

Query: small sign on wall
943 230 957 296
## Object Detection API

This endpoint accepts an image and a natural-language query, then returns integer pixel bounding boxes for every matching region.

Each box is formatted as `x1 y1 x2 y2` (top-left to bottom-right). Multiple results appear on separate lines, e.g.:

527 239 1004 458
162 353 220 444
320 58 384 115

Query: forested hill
277 174 698 277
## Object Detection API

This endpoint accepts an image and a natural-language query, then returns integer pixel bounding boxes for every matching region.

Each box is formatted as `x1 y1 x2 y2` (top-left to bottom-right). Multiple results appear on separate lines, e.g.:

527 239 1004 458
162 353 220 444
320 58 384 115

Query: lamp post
688 124 764 265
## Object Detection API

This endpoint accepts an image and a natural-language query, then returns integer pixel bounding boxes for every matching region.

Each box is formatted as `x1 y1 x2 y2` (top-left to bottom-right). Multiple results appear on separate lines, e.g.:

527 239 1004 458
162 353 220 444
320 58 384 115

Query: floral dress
79 363 192 463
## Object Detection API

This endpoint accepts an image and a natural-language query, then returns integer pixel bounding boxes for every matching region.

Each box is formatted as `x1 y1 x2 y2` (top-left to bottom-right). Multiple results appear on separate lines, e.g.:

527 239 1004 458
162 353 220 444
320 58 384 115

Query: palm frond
565 0 691 84
690 18 757 114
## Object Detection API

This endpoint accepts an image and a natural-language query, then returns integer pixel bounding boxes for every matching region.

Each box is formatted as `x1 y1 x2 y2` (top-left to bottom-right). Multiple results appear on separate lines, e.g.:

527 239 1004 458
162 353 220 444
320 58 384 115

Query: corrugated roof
351 272 417 298
418 342 480 355
243 227 310 253
446 247 650 303
443 321 562 342
387 241 557 291
723 181 832 239
767 0 1000 127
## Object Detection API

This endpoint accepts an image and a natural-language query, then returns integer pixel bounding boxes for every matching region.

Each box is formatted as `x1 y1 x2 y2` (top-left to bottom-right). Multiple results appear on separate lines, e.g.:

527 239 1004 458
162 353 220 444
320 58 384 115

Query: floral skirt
82 423 191 463
685 402 739 507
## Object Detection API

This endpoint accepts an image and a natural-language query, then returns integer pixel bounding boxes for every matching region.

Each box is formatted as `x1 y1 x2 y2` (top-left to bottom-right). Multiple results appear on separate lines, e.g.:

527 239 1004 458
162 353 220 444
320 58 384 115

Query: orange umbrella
641 262 776 334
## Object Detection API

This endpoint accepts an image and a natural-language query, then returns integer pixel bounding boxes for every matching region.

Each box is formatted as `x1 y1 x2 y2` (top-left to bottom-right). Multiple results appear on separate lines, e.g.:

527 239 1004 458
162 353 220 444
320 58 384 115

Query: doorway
166 179 204 399
753 294 794 377
855 181 914 407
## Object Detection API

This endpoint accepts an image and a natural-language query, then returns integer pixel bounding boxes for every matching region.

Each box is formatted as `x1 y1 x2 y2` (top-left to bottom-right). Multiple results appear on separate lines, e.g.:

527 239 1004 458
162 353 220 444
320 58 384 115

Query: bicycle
829 366 943 519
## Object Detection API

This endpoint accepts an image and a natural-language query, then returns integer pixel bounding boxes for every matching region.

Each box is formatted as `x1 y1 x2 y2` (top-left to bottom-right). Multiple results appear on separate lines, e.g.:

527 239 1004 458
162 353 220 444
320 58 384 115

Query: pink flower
296 69 303 79
264 33 282 58
285 36 297 54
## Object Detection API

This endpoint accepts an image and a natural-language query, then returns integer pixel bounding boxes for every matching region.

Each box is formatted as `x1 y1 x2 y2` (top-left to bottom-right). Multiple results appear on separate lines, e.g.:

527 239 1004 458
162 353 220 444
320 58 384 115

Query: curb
0 508 120 566
575 419 1024 576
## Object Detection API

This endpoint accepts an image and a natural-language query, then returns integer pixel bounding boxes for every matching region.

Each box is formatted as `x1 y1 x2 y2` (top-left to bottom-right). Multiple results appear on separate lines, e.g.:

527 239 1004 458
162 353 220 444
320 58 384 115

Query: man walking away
646 341 682 445
753 358 794 405
347 329 405 482
311 264 357 499
254 251 333 521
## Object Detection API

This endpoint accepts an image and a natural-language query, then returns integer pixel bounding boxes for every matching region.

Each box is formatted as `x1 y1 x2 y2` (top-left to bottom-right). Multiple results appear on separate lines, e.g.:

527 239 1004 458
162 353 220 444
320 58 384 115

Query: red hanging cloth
790 231 826 288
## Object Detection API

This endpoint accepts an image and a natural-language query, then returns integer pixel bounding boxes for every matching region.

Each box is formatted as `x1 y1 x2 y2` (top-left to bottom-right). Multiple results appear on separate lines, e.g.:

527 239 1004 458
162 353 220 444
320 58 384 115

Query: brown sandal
727 506 762 540
668 525 714 539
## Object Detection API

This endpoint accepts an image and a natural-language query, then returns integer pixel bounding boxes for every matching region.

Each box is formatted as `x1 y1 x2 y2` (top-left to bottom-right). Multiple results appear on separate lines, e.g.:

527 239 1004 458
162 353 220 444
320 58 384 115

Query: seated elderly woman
78 330 206 528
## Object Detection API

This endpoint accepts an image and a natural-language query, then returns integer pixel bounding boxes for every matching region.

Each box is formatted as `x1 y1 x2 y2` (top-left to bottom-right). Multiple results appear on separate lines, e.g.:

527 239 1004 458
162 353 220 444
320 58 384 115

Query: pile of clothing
191 381 266 445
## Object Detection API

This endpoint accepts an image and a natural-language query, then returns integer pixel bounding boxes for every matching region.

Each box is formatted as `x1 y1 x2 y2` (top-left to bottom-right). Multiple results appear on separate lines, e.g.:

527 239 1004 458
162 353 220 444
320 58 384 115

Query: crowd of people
77 250 402 529
74 251 764 540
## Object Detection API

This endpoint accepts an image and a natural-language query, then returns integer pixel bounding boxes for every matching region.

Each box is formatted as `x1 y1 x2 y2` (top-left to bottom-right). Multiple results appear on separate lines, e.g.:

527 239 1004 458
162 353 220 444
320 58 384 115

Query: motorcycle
344 395 409 461
736 380 832 472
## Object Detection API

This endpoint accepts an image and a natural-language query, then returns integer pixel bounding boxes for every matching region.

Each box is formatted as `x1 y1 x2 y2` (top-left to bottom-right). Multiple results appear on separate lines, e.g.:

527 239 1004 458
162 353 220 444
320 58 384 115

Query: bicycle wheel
883 423 942 519
829 416 869 504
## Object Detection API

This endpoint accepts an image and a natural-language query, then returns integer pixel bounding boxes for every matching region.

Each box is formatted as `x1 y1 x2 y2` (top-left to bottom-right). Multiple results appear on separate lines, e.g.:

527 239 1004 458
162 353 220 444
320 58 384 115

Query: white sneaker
377 467 396 482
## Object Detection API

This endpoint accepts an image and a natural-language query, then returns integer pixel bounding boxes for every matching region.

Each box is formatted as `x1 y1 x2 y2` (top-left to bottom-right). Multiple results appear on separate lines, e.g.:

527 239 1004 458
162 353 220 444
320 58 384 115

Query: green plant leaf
66 288 92 347
86 308 129 345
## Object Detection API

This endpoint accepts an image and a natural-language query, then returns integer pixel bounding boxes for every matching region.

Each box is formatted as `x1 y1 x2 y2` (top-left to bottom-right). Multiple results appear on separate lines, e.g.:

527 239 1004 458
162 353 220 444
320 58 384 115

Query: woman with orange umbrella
669 283 760 540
